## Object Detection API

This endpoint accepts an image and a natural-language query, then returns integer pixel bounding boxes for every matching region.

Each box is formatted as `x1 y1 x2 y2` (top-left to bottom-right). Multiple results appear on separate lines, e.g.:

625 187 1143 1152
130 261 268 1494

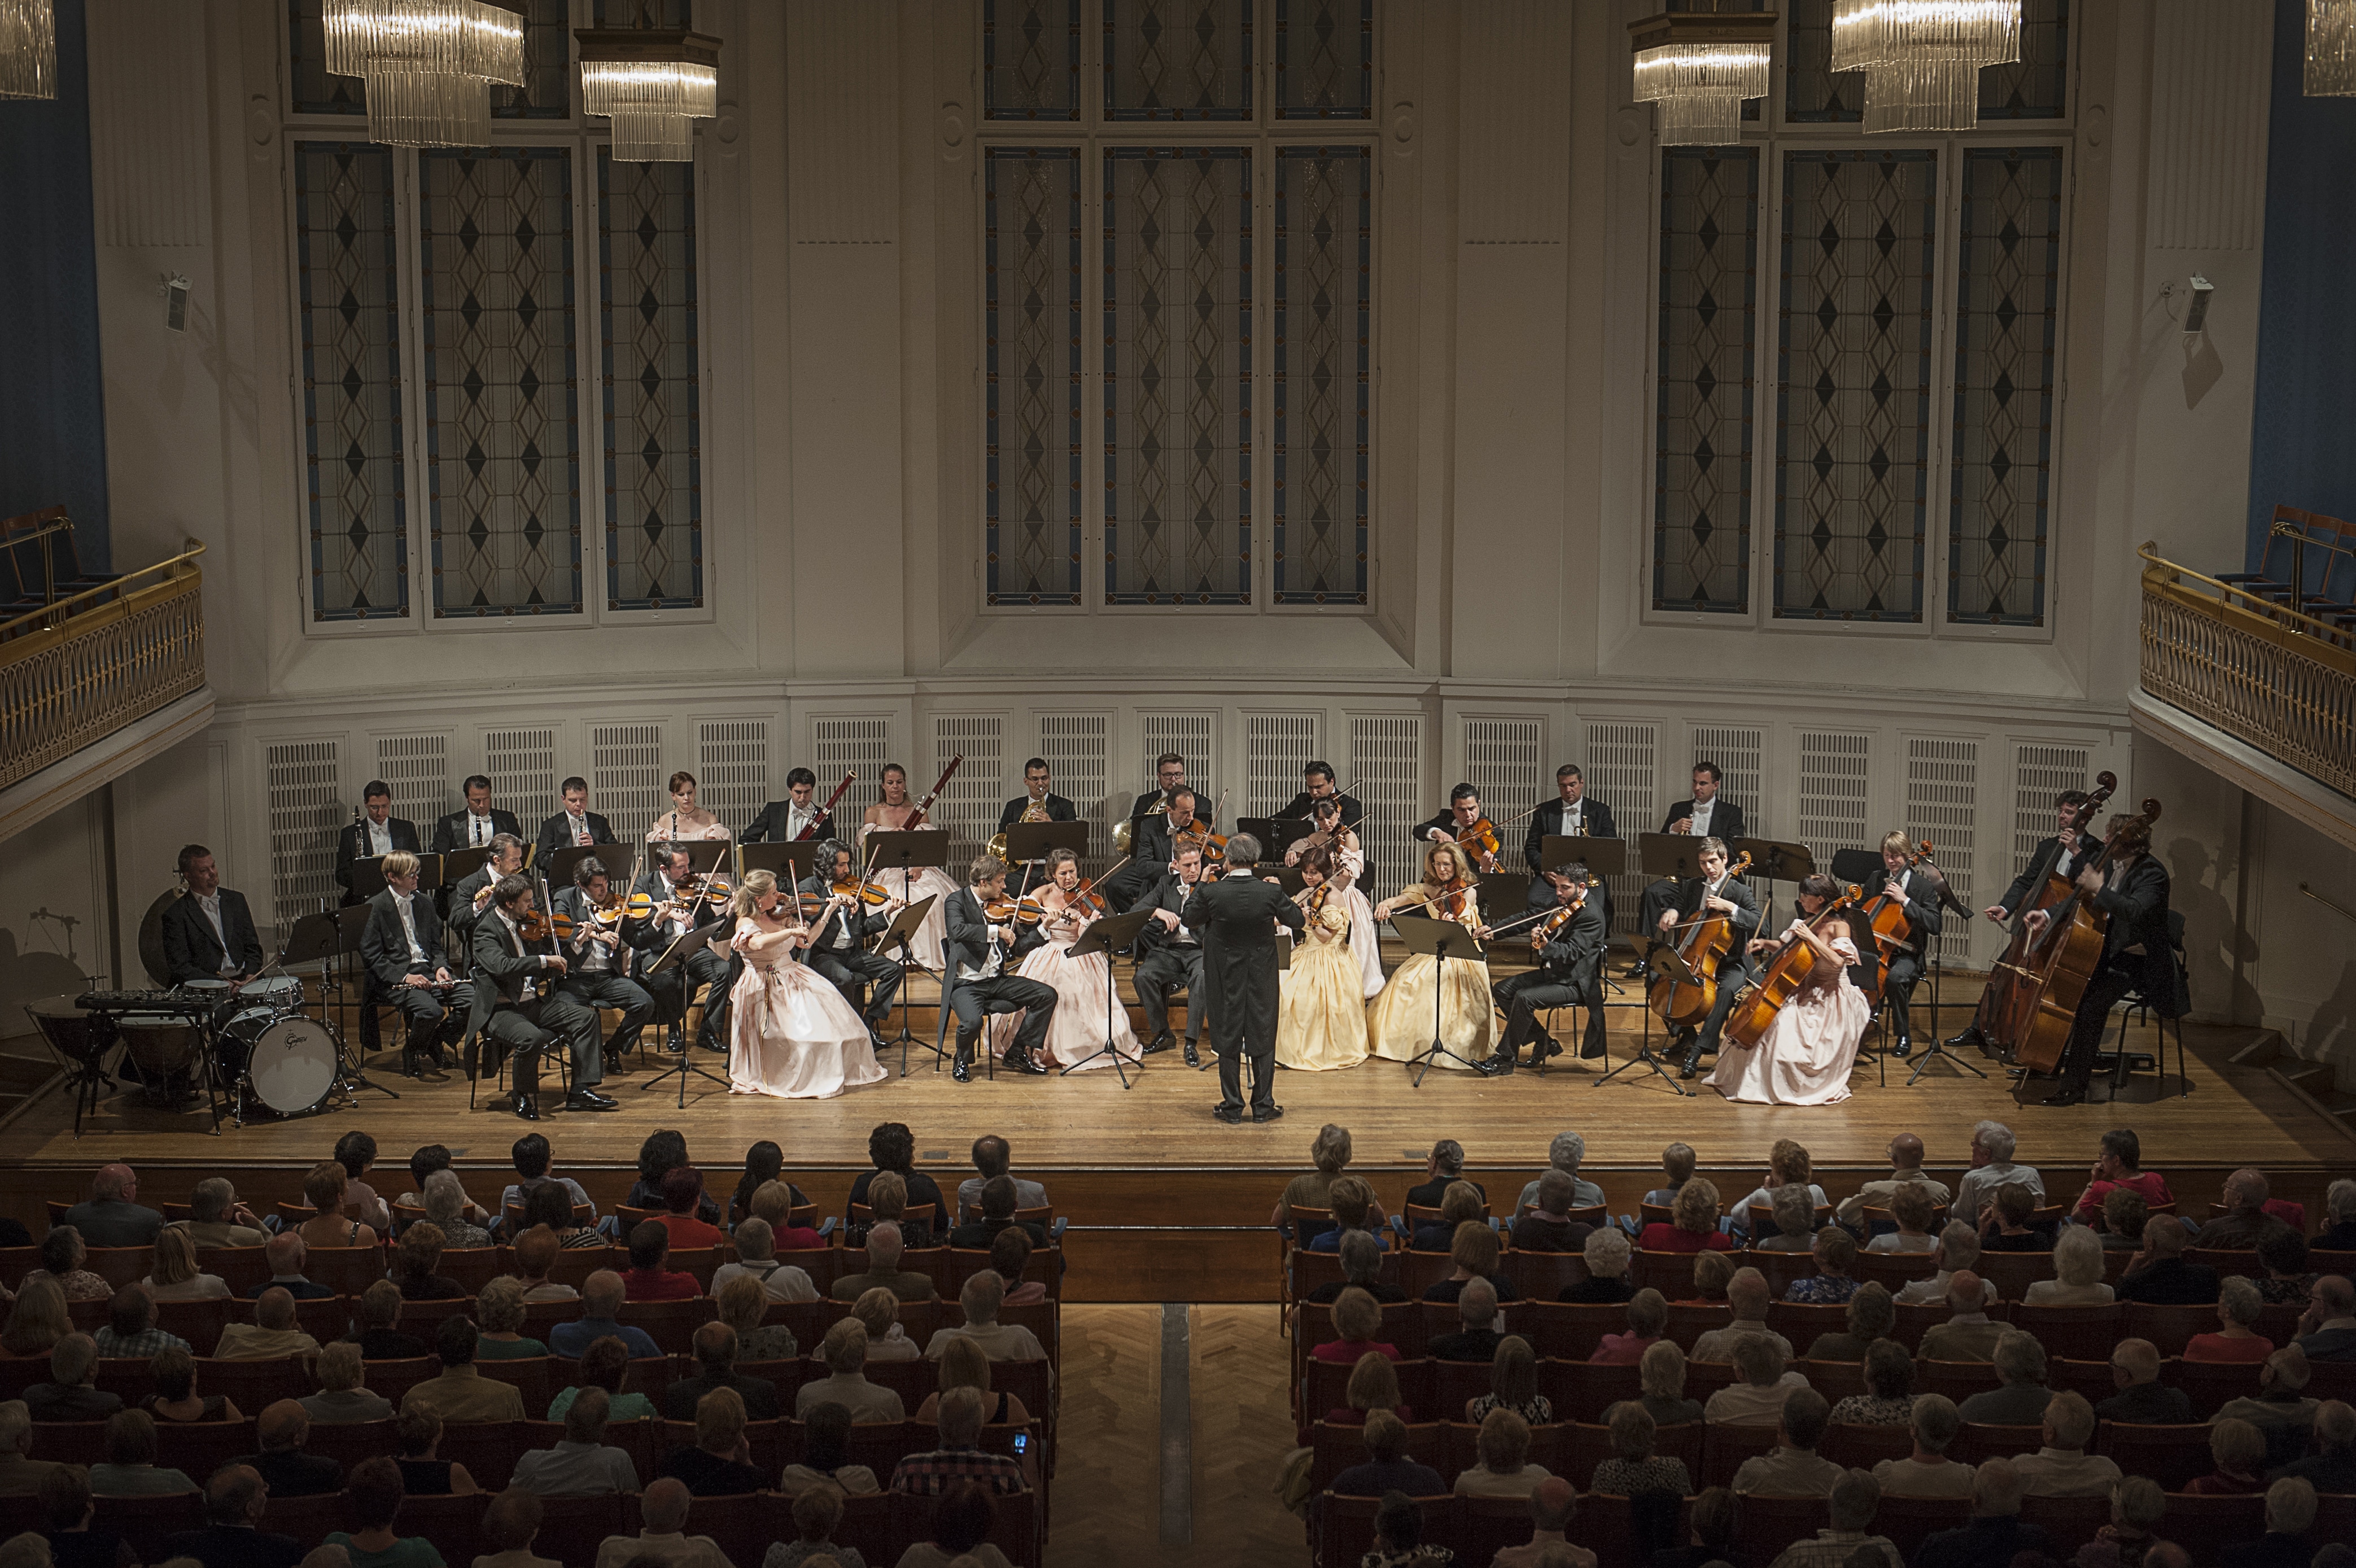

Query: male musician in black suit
534 777 615 862
630 845 732 1054
1129 840 1211 1066
1107 785 1207 911
1185 832 1305 1124
1410 784 1505 874
1523 763 1618 924
431 775 524 855
941 855 1057 1082
1633 761 1750 975
446 833 527 955
2031 813 2179 1107
799 839 909 1047
1946 789 2106 1056
1479 864 1610 1073
334 781 421 906
467 875 593 1122
1652 836 1760 1078
547 855 646 1108
997 758 1079 829
742 767 834 845
1872 829 1946 1059
1271 761 1364 833
160 845 265 985
359 851 461 1075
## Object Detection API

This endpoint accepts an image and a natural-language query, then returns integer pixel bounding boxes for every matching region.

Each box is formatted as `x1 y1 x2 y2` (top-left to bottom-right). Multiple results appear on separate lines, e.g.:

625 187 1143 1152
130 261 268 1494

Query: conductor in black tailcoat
1183 832 1306 1124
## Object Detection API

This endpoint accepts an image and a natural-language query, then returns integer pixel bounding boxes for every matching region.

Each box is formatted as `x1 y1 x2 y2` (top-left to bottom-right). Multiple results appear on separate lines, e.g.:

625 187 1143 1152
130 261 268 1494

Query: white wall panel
696 719 772 833
1690 725 1766 838
265 739 341 928
814 718 894 810
592 724 667 844
1906 736 1979 966
1797 731 1873 866
933 715 1005 872
1246 714 1322 819
372 733 453 828
1462 717 1542 825
484 728 557 823
1350 713 1423 896
1038 713 1111 874
1585 720 1658 933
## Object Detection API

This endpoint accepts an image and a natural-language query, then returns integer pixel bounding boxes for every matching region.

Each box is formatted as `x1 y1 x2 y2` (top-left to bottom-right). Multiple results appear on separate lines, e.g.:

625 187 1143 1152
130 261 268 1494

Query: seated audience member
322 1456 445 1568
1804 1281 1896 1362
1319 1175 1397 1253
2215 1346 2322 1470
1976 1182 2052 1252
1650 1486 1736 1568
88 1408 196 1496
830 1221 938 1304
709 1218 818 1304
959 1133 1050 1216
392 1143 482 1216
231 1399 343 1498
143 1227 230 1302
522 1183 603 1251
1755 1184 1819 1255
996 1230 1054 1306
2117 1216 2222 1305
506 1228 578 1305
1310 1351 1417 1442
548 1272 662 1360
1911 1457 2053 1568
517 1388 652 1494
143 1342 242 1425
1917 1272 2004 1362
654 1166 724 1252
1467 1335 1551 1425
764 1482 868 1568
1829 1337 1918 1426
1312 1286 1401 1367
2096 1338 2195 1425
1638 1179 1733 1255
1835 1132 1952 1227
24 1336 121 1422
657 1386 766 1497
1730 1387 1840 1496
1427 1278 1507 1364
847 1171 931 1252
2012 1391 2121 1497
849 1287 919 1364
1641 1142 1697 1212
1305 1230 1406 1306
1869 1185 1940 1255
387 1224 464 1303
2195 1168 2298 1252
1328 1410 1445 1498
1703 1333 1807 1426
93 1285 186 1360
1956 1330 2055 1426
663 1321 780 1420
618 1221 698 1303
2320 1179 2356 1250
301 1342 395 1425
2220 1478 2319 1568
1768 1470 1904 1568
1589 1401 1691 1499
779 1399 883 1498
476 1487 560 1568
843 1123 945 1222
2295 1274 2356 1360
1423 1221 1519 1305
245 1234 333 1301
1559 1227 1636 1303
794 1320 905 1423
1784 1226 1861 1304
1684 1248 1737 1305
161 1464 305 1568
502 1131 596 1228
1955 1121 2044 1231
892 1479 1014 1568
1455 1408 1553 1498
1273 1122 1363 1225
888 1386 1027 1497
421 1170 492 1251
948 1175 1052 1255
1895 1222 2000 1308
1729 1140 1828 1243
394 1406 480 1495
1489 1476 1585 1568
2185 1417 2272 1495
1871 1393 1975 1498
294 1160 379 1253
2269 1397 2355 1491
916 1334 1032 1427
725 1139 803 1227
400 1315 526 1423
1691 1269 1792 1363
0 1402 58 1497
1516 1130 1606 1212
62 1165 164 1248
2071 1128 2173 1226
2097 1187 2148 1252
1360 1490 1453 1568
2254 1228 2315 1306
2075 1475 2169 1568
1627 1340 1704 1427
709 1273 795 1365
2187 1275 2276 1363
923 1269 1050 1372
25 1229 108 1303
1590 1289 1667 1365
2023 1225 2114 1306
592 1475 727 1568
37 1460 133 1568
746 1178 824 1255
216 1287 323 1361
548 1335 658 1424
1 1278 70 1359
333 1131 395 1235
1510 1172 1592 1255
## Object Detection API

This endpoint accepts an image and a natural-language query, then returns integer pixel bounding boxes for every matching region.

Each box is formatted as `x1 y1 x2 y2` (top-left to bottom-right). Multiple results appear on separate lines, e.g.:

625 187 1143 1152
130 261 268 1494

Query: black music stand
1260 866 1308 896
1739 838 1817 885
1004 821 1088 867
1480 870 1532 920
1637 833 1711 883
349 851 438 902
1388 912 1486 1087
738 842 819 884
441 846 495 884
866 830 947 912
278 910 392 1121
1242 816 1313 862
1593 942 1693 1096
861 894 939 1076
545 842 635 890
1541 835 1622 874
1056 907 1155 1086
641 913 735 1106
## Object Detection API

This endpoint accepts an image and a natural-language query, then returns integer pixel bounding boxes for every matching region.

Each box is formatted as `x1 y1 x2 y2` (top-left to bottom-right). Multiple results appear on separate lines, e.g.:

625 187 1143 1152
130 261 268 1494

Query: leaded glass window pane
1782 0 1860 124
1774 148 1936 623
1950 147 2060 627
420 147 583 617
295 142 408 621
1979 0 2070 120
985 0 1081 121
1104 147 1252 604
1273 147 1368 604
985 148 1083 606
1654 147 1757 615
1275 0 1371 120
598 149 702 612
291 0 571 119
289 0 363 116
1105 0 1253 121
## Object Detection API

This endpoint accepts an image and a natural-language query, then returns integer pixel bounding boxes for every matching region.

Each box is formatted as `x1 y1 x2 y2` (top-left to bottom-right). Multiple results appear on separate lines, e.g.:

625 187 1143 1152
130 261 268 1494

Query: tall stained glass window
986 0 1082 120
598 150 702 611
1275 0 1371 120
1654 147 1757 614
1274 146 1367 603
985 148 1083 605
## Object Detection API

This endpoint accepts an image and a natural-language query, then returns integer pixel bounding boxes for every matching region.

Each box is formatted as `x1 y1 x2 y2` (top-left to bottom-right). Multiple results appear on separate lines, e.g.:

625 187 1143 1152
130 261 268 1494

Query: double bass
1721 883 1865 1050
2004 794 2162 1076
1647 850 1753 1030
1971 772 2115 1054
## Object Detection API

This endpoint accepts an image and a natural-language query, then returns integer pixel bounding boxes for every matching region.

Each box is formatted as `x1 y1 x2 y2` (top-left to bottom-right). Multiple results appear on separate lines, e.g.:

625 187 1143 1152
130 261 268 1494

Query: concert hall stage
5 972 2347 1301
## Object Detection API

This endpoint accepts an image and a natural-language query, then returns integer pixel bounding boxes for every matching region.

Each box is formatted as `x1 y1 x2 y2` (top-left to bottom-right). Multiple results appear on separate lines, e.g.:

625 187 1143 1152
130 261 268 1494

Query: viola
1721 883 1866 1050
588 890 654 928
831 876 893 907
1646 850 1754 1029
1174 787 1232 864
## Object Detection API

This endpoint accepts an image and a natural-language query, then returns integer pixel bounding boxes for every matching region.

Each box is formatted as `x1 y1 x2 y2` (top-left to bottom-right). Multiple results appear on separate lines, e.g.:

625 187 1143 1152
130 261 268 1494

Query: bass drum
243 1015 339 1117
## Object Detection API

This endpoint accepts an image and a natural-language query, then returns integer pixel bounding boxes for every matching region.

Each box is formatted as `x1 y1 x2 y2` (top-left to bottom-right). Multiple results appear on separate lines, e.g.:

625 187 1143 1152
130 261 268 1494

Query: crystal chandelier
574 26 720 161
2309 0 2356 94
324 0 525 148
1629 7 1779 147
0 0 56 101
1833 0 2020 133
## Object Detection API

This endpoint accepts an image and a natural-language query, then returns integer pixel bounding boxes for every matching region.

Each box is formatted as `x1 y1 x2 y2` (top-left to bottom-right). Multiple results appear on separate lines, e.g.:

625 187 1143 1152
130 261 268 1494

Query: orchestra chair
439 1247 502 1295
474 1355 553 1414
1763 1301 1846 1346
398 1294 474 1331
304 1246 392 1299
1748 1251 1819 1298
2018 1493 2117 1557
1870 1495 1974 1558
82 1247 155 1291
152 1296 231 1356
1822 1421 1913 1469
2157 1492 2266 1568
613 1296 718 1353
26 1423 107 1466
1575 1492 1693 1568
1916 1360 2003 1407
2049 1360 2117 1405
397 1492 490 1566
532 1492 627 1568
2092 1422 2217 1492
1973 1252 2054 1302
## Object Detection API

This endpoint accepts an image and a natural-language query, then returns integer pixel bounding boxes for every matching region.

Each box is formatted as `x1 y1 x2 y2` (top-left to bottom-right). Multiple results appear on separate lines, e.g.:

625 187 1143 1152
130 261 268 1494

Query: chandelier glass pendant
574 27 720 161
1833 0 2021 133
0 0 56 100
2308 0 2356 94
1629 8 1779 147
324 0 524 148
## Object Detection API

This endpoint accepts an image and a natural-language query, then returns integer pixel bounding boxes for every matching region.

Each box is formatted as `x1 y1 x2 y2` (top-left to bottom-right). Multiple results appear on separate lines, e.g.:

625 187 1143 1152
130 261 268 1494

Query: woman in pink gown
724 870 886 1100
860 763 956 973
1704 873 1869 1107
1286 798 1385 998
988 848 1144 1072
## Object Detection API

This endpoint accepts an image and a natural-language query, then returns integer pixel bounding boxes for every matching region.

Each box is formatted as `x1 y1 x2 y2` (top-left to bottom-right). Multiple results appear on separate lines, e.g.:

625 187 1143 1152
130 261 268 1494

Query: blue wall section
2249 0 2356 573
0 0 108 575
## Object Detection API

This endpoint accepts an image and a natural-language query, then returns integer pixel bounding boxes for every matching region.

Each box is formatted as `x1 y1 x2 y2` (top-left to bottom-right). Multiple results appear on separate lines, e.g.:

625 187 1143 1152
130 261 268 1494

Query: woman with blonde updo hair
723 868 886 1100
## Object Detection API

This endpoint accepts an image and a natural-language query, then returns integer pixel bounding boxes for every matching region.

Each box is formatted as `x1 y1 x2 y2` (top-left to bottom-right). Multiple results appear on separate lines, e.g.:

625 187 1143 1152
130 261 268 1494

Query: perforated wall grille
1247 713 1321 819
1349 713 1423 897
373 734 452 828
1796 731 1873 866
1039 714 1112 875
1906 736 1978 966
267 740 343 929
2013 741 2090 875
695 720 771 835
484 728 557 823
1463 718 1543 826
1142 713 1218 821
815 718 894 810
935 716 1007 872
1690 726 1765 837
1585 720 1659 934
592 724 666 845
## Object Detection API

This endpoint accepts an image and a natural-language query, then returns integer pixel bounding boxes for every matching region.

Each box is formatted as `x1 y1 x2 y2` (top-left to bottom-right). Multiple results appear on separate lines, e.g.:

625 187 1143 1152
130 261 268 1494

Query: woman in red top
655 1166 725 1249
1311 1287 1404 1365
619 1219 701 1301
1590 1288 1669 1364
1637 1178 1735 1254
2183 1276 2275 1363
2183 1418 2270 1493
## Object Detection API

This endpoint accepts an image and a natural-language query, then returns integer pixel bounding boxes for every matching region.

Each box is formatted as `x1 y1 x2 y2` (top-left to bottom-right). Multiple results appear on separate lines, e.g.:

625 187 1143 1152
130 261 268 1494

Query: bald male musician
360 851 461 1075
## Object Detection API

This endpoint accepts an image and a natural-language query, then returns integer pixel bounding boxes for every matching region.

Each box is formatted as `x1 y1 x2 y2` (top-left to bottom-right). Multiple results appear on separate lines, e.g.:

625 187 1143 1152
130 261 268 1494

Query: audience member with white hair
1303 1229 1408 1305
1702 1333 1808 1426
2193 1168 2298 1251
2186 1276 2275 1363
2116 1216 2222 1305
174 1176 270 1249
2075 1475 2169 1568
2096 1338 2195 1425
1894 1221 2000 1308
1956 1331 2055 1425
1429 1279 1507 1364
1489 1476 1583 1568
829 1221 939 1303
1454 1407 1554 1498
922 1270 1051 1387
794 1320 904 1423
1953 1120 2043 1222
2221 1478 2319 1568
2321 1179 2356 1249
2296 1274 2356 1361
707 1217 819 1303
2023 1225 2114 1307
212 1287 322 1361
1915 1272 2003 1362
1870 1394 1974 1498
1516 1130 1605 1212
1833 1132 1952 1227
246 1233 332 1301
2270 1398 2356 1492
2010 1391 2121 1497
592 1476 727 1568
1559 1228 1635 1304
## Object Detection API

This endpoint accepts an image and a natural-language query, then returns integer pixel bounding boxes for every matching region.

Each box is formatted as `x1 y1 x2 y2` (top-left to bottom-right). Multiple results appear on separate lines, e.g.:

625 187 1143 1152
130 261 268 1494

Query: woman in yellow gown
1275 848 1372 1071
1367 841 1496 1069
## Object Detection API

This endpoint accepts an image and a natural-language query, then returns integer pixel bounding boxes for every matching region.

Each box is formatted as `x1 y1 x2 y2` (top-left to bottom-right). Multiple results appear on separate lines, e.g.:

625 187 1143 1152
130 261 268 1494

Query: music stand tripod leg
1408 942 1485 1088
1053 951 1134 1087
1590 990 1689 1095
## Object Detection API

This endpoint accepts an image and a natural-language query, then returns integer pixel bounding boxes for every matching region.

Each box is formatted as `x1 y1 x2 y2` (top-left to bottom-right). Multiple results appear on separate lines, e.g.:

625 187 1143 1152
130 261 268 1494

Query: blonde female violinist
1366 841 1497 1067
645 770 734 845
1704 871 1868 1107
859 763 956 972
986 848 1144 1072
723 870 886 1100
1284 796 1384 999
1275 846 1372 1071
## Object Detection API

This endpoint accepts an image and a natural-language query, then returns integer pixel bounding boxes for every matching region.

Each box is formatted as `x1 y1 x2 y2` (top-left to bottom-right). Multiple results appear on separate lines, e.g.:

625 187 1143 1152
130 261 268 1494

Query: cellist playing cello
1704 873 1870 1107
1657 838 1761 1080
2024 813 2179 1107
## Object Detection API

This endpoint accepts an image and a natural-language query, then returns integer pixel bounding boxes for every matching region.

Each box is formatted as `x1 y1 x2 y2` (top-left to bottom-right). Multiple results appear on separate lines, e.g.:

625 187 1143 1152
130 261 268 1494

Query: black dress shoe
1890 1036 1913 1060
566 1089 620 1112
1537 1038 1564 1061
513 1095 541 1121
1253 1104 1284 1123
1183 1041 1202 1069
1579 1040 1606 1061
951 1054 973 1084
694 1036 728 1054
1472 1055 1514 1077
1141 1032 1177 1055
1003 1048 1050 1076
1946 1024 1987 1051
2041 1087 2087 1107
1212 1105 1244 1124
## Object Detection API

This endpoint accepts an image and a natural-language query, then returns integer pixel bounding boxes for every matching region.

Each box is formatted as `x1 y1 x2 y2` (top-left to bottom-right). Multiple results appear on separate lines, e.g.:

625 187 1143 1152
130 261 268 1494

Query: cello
1721 881 1865 1050
2004 794 2161 1077
1647 850 1753 1030
1971 772 2115 1053
1857 839 1937 1005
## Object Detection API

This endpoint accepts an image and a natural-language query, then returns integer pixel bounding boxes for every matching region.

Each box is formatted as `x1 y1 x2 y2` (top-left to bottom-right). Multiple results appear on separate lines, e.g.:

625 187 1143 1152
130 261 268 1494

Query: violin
1486 875 1598 943
831 876 893 907
1646 850 1754 1029
1173 788 1232 865
795 771 858 841
589 890 654 928
1447 815 1503 870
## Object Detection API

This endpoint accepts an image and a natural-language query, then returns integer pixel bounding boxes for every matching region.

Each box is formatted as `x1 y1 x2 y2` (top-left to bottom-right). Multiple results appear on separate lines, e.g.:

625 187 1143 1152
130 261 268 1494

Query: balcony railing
2139 541 2355 800
0 540 207 792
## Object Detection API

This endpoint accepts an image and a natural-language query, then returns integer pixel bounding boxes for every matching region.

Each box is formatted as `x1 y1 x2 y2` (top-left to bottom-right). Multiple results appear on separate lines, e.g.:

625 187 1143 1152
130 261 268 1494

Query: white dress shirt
467 811 494 846
196 893 237 976
564 812 593 846
1689 800 1716 838
785 803 820 840
395 894 428 967
368 819 392 855
958 894 1005 982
